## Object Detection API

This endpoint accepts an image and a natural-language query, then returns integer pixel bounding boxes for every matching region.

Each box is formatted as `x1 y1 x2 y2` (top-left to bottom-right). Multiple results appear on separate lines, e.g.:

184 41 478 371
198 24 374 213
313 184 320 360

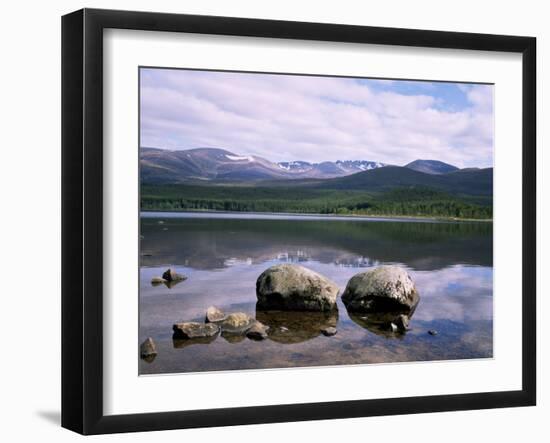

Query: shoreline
140 209 492 223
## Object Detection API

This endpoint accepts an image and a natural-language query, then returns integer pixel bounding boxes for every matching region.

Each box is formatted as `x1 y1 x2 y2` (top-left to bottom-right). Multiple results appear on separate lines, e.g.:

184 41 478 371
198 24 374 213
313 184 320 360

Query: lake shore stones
162 268 187 282
172 322 219 339
205 306 227 323
140 337 157 362
256 264 339 311
342 266 419 313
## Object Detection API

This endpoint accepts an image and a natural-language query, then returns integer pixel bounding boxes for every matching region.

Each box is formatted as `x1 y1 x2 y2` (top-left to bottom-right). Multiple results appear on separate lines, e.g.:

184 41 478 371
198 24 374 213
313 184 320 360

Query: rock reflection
221 333 247 343
347 311 416 338
140 354 157 363
255 308 338 344
151 279 183 289
172 335 218 348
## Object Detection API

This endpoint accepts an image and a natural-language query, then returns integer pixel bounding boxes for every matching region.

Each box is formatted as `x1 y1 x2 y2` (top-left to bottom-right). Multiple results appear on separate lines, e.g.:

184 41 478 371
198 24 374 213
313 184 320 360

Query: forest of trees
141 184 492 220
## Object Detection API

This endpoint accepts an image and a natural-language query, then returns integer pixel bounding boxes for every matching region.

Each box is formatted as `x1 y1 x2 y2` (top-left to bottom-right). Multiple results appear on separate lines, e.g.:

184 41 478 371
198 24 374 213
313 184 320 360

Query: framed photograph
62 8 536 435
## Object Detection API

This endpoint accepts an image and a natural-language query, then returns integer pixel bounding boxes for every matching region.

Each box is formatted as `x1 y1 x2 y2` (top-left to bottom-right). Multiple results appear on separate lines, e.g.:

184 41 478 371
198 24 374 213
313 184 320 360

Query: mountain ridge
141 147 475 185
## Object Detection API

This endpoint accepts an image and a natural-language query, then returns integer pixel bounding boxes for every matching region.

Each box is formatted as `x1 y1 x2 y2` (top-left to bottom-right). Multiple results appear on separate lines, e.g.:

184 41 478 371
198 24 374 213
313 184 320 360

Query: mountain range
141 147 474 185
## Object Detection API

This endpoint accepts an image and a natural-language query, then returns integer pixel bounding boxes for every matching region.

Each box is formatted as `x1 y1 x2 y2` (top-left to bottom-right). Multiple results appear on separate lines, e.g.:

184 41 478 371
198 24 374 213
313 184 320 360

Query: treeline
140 185 492 220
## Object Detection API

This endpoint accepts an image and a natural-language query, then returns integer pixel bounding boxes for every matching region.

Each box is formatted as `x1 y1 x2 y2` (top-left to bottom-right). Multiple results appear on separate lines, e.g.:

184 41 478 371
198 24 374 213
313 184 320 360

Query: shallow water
139 212 493 375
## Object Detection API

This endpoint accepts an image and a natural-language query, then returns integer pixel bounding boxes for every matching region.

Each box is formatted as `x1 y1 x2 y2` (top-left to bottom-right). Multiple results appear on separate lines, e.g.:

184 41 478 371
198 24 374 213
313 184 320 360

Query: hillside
139 148 492 220
310 165 493 196
405 159 459 175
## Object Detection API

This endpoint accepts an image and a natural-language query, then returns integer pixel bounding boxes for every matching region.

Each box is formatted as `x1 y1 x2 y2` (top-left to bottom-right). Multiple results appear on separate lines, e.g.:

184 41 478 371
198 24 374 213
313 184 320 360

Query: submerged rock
140 337 157 362
256 264 339 311
347 311 414 338
205 306 226 323
342 266 419 313
246 321 269 341
428 330 438 336
162 268 187 283
395 314 410 331
321 326 337 337
387 323 399 333
219 312 256 334
172 322 219 339
256 309 338 344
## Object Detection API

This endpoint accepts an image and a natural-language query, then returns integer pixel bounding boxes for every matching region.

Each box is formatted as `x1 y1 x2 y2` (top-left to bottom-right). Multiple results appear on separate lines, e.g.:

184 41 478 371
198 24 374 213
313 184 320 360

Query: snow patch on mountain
226 154 254 162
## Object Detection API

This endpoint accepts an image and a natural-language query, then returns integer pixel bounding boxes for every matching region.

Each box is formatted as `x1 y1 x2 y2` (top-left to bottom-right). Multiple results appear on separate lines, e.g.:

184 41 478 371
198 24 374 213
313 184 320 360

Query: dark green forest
141 184 492 220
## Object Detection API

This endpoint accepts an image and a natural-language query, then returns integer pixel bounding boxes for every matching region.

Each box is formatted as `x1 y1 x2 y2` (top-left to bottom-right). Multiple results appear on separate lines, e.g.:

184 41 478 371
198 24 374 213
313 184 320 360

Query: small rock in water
428 330 438 336
395 314 410 332
162 268 187 282
321 326 337 337
205 306 226 323
246 321 269 341
151 276 166 285
219 312 256 334
140 337 157 362
172 322 219 339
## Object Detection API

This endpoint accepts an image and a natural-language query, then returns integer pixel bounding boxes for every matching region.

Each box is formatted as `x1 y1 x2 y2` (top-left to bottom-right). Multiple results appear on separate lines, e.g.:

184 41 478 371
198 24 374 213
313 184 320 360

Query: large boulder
256 264 339 311
342 266 419 313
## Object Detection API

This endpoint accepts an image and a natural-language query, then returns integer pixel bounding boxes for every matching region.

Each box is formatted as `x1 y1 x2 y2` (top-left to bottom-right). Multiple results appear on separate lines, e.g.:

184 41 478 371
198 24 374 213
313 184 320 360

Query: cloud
140 69 494 167
410 265 493 322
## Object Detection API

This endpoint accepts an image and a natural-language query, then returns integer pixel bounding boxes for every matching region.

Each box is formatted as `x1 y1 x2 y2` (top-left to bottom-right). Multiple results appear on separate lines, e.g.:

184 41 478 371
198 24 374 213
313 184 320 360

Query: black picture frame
62 8 536 435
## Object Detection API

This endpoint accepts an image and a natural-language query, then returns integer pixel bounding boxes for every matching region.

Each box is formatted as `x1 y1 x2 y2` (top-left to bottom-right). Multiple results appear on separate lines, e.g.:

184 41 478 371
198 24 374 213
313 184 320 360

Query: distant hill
140 147 491 198
405 159 459 175
140 147 386 184
313 165 493 196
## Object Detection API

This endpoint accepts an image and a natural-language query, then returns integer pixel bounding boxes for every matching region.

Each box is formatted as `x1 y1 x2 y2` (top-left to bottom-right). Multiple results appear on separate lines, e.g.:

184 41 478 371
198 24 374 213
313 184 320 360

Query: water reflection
140 215 492 272
139 213 493 374
347 312 413 338
151 279 183 289
173 334 218 348
256 309 338 344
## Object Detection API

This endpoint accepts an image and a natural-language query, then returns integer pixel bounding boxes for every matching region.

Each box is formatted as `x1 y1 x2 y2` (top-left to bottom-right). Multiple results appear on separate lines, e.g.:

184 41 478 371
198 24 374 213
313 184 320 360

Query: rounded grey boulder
342 266 419 313
256 264 339 311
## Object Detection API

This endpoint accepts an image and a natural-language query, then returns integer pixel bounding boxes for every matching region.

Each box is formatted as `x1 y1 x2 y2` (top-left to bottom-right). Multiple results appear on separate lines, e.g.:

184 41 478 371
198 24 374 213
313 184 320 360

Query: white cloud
140 69 494 168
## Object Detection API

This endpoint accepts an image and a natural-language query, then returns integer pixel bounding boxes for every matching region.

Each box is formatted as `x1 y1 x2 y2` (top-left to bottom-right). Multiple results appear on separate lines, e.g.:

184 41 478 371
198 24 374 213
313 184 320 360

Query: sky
140 68 494 168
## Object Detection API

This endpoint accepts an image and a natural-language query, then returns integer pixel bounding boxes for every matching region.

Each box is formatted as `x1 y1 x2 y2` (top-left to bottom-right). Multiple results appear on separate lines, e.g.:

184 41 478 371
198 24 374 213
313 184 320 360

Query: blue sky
140 68 494 168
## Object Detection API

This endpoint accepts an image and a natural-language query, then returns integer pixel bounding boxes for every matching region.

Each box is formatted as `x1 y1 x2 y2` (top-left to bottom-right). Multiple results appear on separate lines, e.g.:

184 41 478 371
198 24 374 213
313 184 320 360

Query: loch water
139 212 493 375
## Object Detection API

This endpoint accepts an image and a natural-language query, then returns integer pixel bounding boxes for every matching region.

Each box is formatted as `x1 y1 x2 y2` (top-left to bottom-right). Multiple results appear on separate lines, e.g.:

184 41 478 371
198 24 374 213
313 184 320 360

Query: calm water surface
139 212 493 374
